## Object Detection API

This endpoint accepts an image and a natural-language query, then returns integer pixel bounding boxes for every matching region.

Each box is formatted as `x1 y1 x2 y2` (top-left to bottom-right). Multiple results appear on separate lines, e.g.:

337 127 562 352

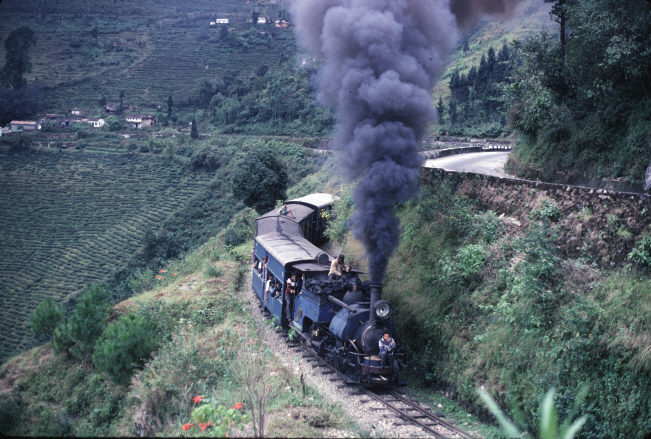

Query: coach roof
255 233 328 267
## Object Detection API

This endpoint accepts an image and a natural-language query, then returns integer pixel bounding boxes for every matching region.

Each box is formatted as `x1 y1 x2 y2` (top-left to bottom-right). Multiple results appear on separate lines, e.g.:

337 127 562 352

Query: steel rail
290 330 477 438
387 390 479 439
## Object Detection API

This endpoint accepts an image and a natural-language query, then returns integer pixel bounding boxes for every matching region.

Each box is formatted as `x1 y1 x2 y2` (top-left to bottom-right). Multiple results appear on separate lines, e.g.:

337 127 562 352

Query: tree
119 90 125 113
436 96 445 124
53 285 112 358
93 313 159 385
0 86 39 126
545 0 568 61
190 117 198 138
166 94 173 118
30 298 64 340
0 26 36 89
231 148 288 213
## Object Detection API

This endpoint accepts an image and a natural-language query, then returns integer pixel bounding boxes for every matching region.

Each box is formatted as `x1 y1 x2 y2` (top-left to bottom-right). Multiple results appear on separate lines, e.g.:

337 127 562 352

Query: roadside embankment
421 167 650 267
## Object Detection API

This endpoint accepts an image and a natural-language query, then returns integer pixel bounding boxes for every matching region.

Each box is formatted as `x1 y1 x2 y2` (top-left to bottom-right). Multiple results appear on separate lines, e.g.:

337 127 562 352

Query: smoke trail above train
289 0 521 283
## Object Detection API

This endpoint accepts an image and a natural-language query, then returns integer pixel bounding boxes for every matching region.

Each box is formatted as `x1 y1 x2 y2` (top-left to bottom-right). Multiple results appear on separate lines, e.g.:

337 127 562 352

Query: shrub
531 199 561 221
93 313 160 385
191 147 221 171
204 264 223 278
627 235 651 268
53 285 112 358
440 244 486 287
222 207 257 246
30 298 65 340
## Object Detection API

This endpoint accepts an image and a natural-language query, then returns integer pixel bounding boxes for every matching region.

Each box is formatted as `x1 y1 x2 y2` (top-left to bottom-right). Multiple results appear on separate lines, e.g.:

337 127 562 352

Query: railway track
287 331 479 438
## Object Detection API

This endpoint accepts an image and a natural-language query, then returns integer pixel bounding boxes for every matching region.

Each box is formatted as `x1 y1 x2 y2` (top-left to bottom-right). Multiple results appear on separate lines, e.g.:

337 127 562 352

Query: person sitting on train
257 255 268 279
328 254 349 281
278 201 295 219
271 279 280 298
264 272 274 301
379 332 401 382
285 273 298 321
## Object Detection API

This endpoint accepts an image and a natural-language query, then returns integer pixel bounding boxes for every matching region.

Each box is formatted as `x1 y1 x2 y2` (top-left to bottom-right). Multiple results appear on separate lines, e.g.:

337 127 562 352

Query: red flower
232 402 243 410
200 422 213 431
154 275 160 279
193 395 205 404
182 423 194 431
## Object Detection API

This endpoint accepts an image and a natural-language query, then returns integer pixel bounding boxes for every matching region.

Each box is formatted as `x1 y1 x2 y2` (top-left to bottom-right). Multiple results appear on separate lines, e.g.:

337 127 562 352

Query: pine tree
545 0 567 61
190 117 198 138
436 96 445 124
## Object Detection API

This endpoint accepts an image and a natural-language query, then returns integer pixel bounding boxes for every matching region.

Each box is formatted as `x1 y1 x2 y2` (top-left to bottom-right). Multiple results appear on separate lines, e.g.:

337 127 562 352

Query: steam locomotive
251 193 404 386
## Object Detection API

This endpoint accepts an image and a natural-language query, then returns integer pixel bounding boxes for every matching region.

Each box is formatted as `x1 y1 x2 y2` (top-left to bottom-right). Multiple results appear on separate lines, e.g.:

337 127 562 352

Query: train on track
251 193 404 386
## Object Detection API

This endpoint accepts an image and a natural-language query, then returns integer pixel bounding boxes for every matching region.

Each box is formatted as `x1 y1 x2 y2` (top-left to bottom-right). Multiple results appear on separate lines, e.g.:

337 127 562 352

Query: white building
10 120 41 132
87 118 105 128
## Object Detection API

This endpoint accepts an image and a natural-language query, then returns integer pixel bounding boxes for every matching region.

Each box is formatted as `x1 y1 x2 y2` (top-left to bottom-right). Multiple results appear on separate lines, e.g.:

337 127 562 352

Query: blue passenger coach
252 193 335 328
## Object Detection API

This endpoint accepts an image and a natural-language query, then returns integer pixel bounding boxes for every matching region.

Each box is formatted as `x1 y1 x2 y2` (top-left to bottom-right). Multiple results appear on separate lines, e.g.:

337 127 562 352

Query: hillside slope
0 0 294 113
0 148 215 364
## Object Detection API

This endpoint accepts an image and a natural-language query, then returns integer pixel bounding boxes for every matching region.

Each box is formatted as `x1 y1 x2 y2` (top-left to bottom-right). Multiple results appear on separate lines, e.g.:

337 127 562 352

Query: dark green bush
30 297 65 340
531 199 561 222
627 235 651 268
223 207 257 246
191 147 221 171
53 285 112 358
93 313 159 385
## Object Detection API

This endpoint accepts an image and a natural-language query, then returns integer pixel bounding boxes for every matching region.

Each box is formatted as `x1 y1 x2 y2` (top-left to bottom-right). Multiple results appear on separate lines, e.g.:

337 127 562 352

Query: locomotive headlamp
374 300 391 320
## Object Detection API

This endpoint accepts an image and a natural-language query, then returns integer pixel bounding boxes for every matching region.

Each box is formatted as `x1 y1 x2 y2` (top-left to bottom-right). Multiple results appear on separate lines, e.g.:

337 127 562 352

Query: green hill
0 148 214 364
0 0 294 113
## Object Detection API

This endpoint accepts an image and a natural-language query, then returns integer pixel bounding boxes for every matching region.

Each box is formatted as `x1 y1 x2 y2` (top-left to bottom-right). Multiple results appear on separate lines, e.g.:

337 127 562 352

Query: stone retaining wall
421 167 651 267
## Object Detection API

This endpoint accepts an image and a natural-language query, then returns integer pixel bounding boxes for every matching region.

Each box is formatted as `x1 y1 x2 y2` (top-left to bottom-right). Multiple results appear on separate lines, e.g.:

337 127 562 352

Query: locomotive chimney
368 282 382 324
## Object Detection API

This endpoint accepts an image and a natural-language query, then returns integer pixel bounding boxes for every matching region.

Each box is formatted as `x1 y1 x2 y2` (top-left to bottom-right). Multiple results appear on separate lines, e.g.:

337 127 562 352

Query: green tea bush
93 313 160 385
53 285 112 358
30 298 65 340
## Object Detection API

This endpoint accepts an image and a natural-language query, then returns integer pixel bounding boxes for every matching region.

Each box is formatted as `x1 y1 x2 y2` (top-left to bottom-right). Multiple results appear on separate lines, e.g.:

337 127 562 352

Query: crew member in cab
328 254 349 281
379 332 402 384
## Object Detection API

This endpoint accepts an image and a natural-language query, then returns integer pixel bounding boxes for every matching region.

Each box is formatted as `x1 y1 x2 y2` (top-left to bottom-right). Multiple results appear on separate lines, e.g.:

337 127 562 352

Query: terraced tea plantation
0 148 214 364
0 0 295 112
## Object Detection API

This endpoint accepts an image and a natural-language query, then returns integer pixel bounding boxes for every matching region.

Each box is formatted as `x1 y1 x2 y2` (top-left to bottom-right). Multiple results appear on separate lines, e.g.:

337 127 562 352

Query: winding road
423 151 512 178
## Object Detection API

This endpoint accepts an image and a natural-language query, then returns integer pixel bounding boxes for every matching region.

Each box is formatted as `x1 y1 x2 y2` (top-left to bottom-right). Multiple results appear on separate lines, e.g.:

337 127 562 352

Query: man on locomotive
328 254 349 281
379 332 401 383
285 273 298 322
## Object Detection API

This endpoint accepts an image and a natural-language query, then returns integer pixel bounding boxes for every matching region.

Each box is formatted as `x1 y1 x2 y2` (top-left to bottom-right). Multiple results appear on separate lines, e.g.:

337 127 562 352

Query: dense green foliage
627 235 651 268
194 60 333 135
223 208 258 247
441 43 514 137
53 285 112 359
382 179 649 438
0 26 36 89
231 147 289 213
93 313 160 385
507 0 651 183
30 298 65 340
0 86 39 126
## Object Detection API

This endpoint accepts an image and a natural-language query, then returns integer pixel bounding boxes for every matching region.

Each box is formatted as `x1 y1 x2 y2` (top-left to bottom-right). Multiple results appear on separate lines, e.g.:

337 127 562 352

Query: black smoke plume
290 0 520 282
